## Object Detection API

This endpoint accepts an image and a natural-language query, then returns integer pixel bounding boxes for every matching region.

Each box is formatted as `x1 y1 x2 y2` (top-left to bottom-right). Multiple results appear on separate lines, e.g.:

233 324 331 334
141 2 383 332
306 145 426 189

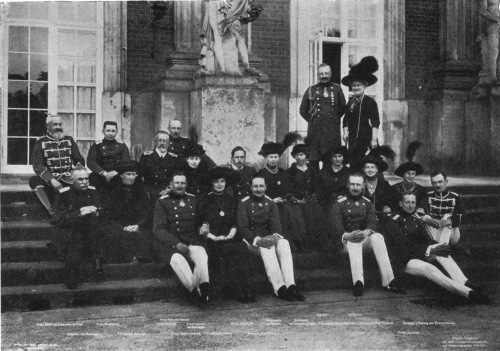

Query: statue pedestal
190 75 274 165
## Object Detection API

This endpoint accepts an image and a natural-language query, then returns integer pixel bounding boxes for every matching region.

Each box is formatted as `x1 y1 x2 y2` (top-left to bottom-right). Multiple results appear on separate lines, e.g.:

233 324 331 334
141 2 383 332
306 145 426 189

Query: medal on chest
277 181 281 185
355 201 359 206
323 88 328 98
179 199 186 207
220 210 225 217
258 203 263 207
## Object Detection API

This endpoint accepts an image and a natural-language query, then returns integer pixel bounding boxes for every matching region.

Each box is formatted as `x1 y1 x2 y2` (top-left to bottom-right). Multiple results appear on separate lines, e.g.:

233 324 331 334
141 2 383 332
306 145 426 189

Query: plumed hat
258 142 285 157
291 144 311 157
341 56 379 87
283 132 304 149
208 166 240 185
362 155 388 173
321 145 349 163
185 144 205 157
394 141 424 177
115 160 139 174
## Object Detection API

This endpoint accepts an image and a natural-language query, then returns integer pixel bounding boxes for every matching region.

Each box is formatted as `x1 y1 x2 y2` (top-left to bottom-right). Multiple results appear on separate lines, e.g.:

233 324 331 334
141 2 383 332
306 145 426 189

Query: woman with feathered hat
341 56 381 171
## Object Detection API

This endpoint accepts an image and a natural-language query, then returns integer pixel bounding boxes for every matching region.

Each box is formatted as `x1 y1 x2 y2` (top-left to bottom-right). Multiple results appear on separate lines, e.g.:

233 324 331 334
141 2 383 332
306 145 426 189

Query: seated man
139 131 180 202
226 146 257 199
331 172 405 297
30 113 85 216
385 192 490 304
153 171 210 306
87 121 131 195
419 171 463 246
103 161 155 264
237 175 305 301
52 167 106 289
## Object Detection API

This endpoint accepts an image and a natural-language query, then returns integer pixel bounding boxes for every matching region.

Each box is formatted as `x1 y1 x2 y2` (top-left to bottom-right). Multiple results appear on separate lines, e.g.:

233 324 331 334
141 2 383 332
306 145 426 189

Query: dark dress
198 191 253 296
362 178 397 226
103 178 156 263
184 161 213 197
317 165 350 211
343 95 380 171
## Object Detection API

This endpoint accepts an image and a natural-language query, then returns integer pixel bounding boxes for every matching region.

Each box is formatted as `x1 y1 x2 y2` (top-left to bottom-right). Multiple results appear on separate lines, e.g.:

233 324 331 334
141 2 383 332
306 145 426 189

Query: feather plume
369 145 396 161
282 132 304 149
405 141 422 162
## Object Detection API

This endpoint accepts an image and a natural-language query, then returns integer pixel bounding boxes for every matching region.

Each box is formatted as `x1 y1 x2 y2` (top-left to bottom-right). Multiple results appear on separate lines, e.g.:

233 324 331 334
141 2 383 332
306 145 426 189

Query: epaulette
36 135 48 141
160 194 169 199
186 193 195 197
427 190 434 195
337 196 346 202
450 191 459 196
88 186 96 190
392 214 400 220
265 195 272 201
95 140 102 144
241 196 250 202
332 83 340 87
362 196 370 201
59 187 70 193
143 151 154 155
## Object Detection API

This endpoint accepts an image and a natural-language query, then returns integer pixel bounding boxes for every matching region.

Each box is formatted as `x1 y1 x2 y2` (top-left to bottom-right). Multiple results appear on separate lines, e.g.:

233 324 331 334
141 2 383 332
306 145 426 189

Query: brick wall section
405 0 440 99
127 1 174 92
251 0 290 94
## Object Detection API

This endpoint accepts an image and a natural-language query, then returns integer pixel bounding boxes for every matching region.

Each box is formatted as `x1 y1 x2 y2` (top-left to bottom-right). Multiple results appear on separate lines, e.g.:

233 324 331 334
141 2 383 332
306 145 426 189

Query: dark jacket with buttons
256 167 292 200
423 190 463 227
168 137 193 158
286 163 318 199
87 139 130 174
139 150 180 192
227 164 257 199
317 165 350 209
237 195 282 243
331 194 378 242
153 192 204 248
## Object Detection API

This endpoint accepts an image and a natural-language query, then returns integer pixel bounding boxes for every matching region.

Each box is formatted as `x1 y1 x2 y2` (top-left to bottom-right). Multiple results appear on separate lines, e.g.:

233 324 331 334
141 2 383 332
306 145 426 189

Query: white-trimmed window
2 1 103 174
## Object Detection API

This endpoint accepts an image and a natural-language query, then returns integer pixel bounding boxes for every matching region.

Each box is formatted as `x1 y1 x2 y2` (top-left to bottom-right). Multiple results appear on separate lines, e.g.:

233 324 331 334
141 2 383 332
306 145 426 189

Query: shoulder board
186 193 195 197
337 196 346 203
450 191 459 196
36 135 48 141
160 194 169 199
143 151 154 155
362 196 370 201
95 140 102 144
88 186 96 190
59 187 70 193
332 83 340 87
241 196 250 202
392 214 400 220
427 190 434 195
265 195 273 201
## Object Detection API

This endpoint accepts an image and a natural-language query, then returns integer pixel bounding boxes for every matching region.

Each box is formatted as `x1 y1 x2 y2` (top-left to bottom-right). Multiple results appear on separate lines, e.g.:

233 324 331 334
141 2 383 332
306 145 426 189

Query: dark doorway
323 43 342 84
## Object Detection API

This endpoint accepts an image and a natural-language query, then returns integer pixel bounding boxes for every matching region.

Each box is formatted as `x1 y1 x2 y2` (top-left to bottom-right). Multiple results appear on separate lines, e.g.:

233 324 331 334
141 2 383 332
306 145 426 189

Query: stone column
383 0 407 171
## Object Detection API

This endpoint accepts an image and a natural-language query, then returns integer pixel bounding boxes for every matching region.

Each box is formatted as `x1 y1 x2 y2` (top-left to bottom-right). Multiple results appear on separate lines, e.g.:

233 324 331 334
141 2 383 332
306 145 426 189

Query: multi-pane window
2 1 102 173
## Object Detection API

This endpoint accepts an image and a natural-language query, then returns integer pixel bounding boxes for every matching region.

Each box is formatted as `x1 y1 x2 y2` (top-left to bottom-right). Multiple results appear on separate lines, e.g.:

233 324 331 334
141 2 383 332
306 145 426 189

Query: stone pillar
464 98 491 174
490 90 500 171
383 0 407 171
190 76 273 166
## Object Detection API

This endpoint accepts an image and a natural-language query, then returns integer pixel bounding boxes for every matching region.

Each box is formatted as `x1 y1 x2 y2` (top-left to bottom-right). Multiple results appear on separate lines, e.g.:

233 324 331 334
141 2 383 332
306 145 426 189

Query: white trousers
423 225 460 245
246 238 295 294
345 233 394 287
170 245 209 292
405 256 470 298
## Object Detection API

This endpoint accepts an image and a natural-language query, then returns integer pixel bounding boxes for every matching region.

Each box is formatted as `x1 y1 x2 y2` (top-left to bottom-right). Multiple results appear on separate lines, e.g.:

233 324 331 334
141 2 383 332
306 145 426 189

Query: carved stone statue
196 0 263 77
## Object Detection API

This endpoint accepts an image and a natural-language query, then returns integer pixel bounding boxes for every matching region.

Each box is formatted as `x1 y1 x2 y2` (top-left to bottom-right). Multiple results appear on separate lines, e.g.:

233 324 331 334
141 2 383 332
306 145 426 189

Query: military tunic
317 165 350 211
227 164 257 199
237 195 282 244
331 194 378 243
87 139 131 174
299 82 347 161
168 137 193 159
139 150 181 197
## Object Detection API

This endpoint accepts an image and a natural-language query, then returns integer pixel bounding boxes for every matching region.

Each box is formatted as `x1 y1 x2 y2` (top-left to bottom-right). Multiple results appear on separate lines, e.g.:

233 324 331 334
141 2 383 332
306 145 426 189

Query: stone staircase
2 176 500 312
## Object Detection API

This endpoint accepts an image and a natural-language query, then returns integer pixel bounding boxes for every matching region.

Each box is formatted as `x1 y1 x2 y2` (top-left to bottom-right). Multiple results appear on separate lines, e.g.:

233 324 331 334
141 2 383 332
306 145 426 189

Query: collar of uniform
44 133 64 141
251 194 266 203
347 193 363 201
155 148 167 158
170 192 186 200
434 190 450 199
231 164 243 171
102 139 117 144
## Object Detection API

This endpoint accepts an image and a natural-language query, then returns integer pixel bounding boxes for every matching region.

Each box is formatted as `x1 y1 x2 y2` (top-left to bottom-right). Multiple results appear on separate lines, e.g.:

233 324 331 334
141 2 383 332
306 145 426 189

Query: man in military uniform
331 172 405 297
52 167 106 289
227 146 256 199
299 63 346 168
30 113 85 215
237 175 305 302
419 171 463 246
385 192 490 303
87 121 131 195
139 131 180 202
153 171 210 306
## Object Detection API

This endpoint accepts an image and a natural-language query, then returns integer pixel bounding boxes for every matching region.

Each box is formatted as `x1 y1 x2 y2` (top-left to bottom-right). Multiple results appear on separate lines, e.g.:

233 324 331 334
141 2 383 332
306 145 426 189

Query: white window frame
1 2 103 174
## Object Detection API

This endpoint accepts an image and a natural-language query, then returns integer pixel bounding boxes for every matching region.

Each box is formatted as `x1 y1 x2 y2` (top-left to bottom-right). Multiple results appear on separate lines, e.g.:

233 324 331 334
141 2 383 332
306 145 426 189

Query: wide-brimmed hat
115 160 139 174
185 144 205 157
208 167 240 185
362 155 388 173
291 144 311 157
341 56 379 87
321 145 349 163
258 142 285 157
394 141 424 177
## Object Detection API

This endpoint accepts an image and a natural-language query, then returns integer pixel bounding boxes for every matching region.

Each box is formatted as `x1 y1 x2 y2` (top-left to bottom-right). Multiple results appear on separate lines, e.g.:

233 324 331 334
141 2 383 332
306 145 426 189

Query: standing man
227 146 257 199
385 192 490 304
419 171 463 246
30 113 85 216
153 171 210 306
139 131 180 202
237 175 305 302
87 121 130 194
52 167 106 289
331 172 405 296
299 63 346 169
